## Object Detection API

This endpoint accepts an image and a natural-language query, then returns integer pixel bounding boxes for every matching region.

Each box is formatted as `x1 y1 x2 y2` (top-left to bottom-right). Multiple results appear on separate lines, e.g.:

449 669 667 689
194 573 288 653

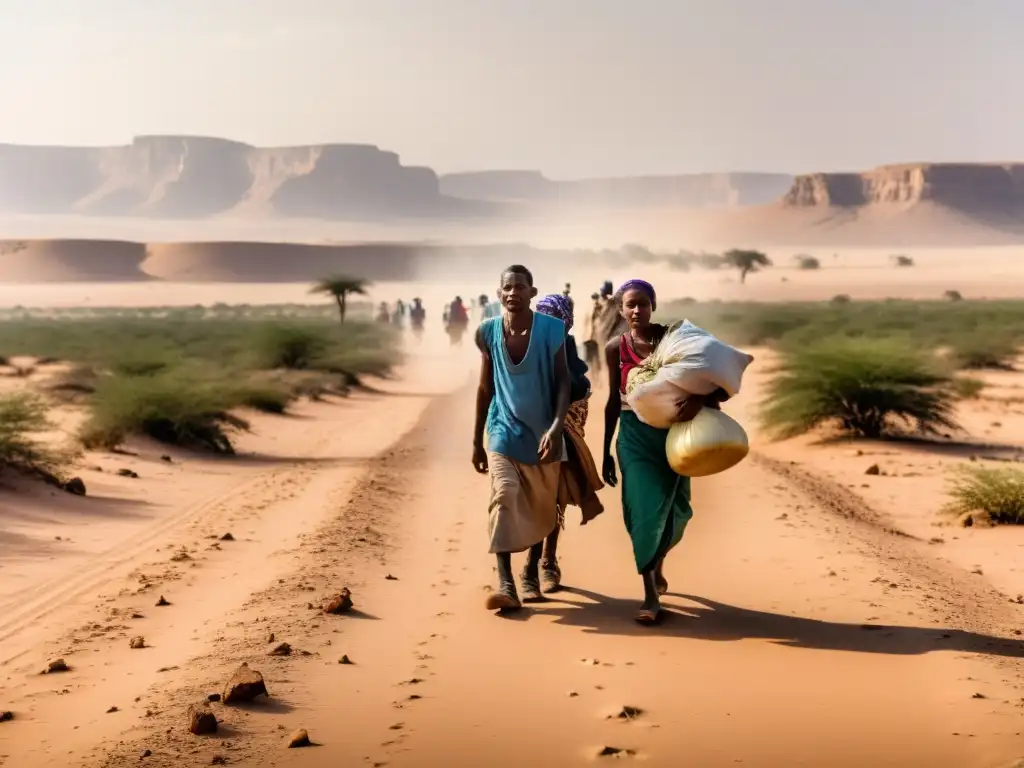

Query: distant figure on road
376 302 391 324
392 299 406 328
479 293 501 322
582 291 603 374
409 298 426 343
446 296 470 346
595 280 627 349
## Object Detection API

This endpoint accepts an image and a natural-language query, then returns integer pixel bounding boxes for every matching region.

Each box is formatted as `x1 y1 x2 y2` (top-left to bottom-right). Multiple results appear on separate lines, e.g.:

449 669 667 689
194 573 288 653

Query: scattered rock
864 464 880 476
170 549 191 562
211 755 228 765
107 706 119 713
188 702 218 735
266 632 276 644
223 663 269 704
63 477 87 496
140 748 151 759
160 455 173 463
612 705 645 721
131 612 144 619
972 692 987 699
597 746 636 758
287 729 312 748
567 691 579 698
385 574 398 581
207 693 221 703
46 658 70 674
155 596 170 607
117 469 140 479
324 588 353 615
130 636 146 649
339 655 353 665
0 711 13 723
269 642 292 657
971 566 984 575
219 533 234 541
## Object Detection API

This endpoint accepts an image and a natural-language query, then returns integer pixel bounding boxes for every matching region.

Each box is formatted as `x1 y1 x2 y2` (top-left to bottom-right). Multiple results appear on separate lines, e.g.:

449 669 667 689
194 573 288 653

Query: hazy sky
0 0 1017 177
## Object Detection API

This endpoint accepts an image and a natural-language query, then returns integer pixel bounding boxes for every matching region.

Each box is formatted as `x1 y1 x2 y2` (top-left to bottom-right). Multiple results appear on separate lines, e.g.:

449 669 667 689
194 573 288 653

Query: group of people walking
473 266 727 624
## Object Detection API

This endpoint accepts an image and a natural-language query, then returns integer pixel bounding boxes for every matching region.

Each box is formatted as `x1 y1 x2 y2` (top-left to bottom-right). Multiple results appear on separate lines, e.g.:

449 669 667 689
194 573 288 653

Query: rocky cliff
0 137 472 220
440 170 793 208
783 163 1024 213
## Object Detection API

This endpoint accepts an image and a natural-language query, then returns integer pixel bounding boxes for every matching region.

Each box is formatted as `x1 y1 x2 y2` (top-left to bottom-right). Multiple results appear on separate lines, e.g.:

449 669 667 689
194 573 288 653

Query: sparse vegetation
944 289 963 302
891 254 915 268
948 332 1019 371
0 393 73 478
794 254 821 270
760 338 959 440
951 377 986 400
944 465 1024 525
723 249 772 284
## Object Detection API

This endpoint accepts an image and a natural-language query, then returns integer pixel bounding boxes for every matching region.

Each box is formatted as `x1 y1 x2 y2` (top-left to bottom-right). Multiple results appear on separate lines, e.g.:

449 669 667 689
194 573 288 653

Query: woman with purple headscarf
534 293 605 592
601 279 726 624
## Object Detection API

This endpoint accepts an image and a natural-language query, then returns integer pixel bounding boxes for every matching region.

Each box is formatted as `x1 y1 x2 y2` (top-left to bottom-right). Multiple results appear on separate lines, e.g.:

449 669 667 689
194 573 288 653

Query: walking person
446 296 470 346
582 291 604 375
473 266 571 611
409 297 426 344
534 294 604 592
601 279 725 624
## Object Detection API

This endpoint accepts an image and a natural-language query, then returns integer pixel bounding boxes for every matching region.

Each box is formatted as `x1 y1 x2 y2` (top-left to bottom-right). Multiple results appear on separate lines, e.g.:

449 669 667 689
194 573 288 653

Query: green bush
81 371 250 454
951 377 985 399
944 465 1024 525
760 338 959 439
948 332 1019 371
233 381 294 414
0 393 72 478
254 324 330 370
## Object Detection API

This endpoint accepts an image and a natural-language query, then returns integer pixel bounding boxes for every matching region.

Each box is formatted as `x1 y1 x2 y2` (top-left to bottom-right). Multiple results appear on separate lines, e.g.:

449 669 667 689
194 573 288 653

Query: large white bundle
665 408 749 477
625 321 754 429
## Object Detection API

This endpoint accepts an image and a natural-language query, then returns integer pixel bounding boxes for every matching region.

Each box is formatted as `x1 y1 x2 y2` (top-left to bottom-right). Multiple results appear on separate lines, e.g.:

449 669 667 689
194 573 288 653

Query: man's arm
538 342 571 462
473 326 494 452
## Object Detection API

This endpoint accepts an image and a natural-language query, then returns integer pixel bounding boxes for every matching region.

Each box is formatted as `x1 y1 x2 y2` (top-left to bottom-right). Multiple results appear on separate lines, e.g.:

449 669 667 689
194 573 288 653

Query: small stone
156 596 170 607
567 691 579 698
972 692 987 699
223 663 269 704
211 756 228 765
107 705 119 713
865 464 880 476
339 655 353 665
47 658 70 674
612 705 645 721
266 632 276 644
219 533 234 541
130 636 146 649
188 702 218 735
385 574 398 581
63 477 87 496
207 693 221 703
131 612 144 619
269 642 292 656
598 746 635 758
287 728 312 748
117 469 139 479
324 588 353 615
160 455 173 463
0 711 13 723
140 748 151 759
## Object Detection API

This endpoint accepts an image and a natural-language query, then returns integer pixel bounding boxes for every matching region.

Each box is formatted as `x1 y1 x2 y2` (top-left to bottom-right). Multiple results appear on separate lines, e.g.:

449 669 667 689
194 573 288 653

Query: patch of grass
944 289 963 302
948 332 1019 371
794 254 821 270
760 337 959 440
951 377 986 399
81 370 251 454
944 465 1024 525
233 381 295 414
0 393 73 479
254 324 330 370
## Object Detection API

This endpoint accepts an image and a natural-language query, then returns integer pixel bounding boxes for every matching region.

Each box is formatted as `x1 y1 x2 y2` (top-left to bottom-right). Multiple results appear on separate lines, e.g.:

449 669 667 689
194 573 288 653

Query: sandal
485 582 522 612
540 560 562 593
634 606 662 625
520 573 545 603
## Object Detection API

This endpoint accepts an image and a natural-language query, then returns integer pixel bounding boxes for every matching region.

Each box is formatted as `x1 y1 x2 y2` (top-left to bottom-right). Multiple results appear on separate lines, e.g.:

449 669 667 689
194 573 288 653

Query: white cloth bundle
625 321 754 429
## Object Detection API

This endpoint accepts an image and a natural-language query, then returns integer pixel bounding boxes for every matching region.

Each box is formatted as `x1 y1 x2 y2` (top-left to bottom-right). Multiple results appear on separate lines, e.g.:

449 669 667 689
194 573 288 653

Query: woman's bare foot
654 560 668 595
634 600 662 625
520 572 545 603
485 581 522 612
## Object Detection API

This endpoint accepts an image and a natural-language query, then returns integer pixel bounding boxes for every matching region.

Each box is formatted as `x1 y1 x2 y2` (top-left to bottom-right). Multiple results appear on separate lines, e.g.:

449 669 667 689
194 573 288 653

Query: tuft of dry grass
944 465 1024 526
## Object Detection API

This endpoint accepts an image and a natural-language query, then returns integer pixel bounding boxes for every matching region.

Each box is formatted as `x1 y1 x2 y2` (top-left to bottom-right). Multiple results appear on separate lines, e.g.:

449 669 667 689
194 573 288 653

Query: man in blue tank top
473 265 571 611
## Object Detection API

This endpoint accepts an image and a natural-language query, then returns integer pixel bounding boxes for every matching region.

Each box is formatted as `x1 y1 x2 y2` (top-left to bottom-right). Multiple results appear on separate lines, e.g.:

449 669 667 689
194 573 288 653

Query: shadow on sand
509 587 1024 659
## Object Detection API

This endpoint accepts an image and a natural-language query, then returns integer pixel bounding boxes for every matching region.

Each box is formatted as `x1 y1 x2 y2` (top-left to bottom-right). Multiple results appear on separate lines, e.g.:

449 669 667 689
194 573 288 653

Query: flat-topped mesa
440 170 792 207
783 163 1024 211
0 136 444 218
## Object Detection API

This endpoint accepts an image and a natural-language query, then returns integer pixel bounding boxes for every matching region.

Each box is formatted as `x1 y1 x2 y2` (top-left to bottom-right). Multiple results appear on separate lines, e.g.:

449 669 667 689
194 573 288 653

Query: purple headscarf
536 293 575 331
615 279 657 310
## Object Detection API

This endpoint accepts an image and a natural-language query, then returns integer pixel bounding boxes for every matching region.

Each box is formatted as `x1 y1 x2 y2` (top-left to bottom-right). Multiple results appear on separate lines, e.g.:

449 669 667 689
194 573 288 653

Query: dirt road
2 355 1023 768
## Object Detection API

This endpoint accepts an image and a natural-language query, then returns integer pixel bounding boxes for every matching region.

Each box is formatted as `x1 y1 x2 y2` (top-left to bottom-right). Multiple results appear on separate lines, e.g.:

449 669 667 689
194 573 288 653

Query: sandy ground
1 318 1023 767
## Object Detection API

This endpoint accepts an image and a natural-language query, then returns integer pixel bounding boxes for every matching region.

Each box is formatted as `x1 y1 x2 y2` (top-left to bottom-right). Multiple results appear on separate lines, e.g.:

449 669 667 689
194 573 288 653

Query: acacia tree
724 249 772 284
311 275 370 324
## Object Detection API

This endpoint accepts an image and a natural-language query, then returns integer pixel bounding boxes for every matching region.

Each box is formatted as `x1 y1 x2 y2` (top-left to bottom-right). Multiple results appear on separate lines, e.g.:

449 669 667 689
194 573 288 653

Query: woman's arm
602 338 621 486
472 326 494 473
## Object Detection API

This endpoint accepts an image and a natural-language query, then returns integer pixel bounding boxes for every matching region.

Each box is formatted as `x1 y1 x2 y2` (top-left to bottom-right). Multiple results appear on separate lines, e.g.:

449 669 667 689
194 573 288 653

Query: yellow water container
665 408 749 477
